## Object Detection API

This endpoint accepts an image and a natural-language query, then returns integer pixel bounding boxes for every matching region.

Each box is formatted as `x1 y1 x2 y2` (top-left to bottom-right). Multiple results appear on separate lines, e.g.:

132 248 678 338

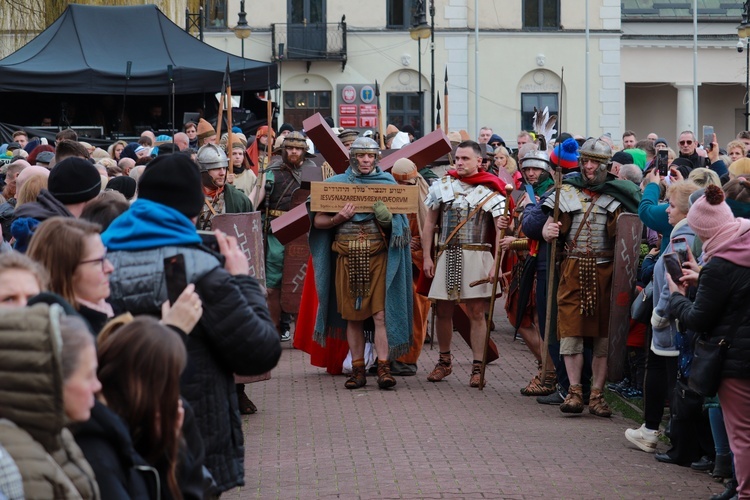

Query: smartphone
525 184 536 204
197 230 220 253
671 237 689 264
663 252 684 284
657 150 669 176
702 125 715 152
164 254 188 305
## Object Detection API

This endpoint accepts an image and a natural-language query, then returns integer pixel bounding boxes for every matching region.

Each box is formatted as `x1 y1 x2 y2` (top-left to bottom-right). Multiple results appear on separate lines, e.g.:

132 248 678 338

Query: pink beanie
687 184 733 242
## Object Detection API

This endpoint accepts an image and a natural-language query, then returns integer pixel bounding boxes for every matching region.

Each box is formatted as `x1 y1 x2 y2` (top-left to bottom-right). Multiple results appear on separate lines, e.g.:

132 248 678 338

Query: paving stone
223 304 720 499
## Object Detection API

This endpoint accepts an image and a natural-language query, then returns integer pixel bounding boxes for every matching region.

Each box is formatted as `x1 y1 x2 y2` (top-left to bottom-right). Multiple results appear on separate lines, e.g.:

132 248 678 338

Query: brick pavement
224 310 721 500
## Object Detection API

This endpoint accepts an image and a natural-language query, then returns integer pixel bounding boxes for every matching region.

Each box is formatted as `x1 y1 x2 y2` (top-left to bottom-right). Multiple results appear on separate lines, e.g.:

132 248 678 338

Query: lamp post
233 0 251 58
739 1 750 131
410 0 430 138
429 0 435 131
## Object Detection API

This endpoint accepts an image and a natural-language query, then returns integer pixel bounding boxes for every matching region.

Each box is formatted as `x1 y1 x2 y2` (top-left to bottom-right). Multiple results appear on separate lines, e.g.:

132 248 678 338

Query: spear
443 66 449 134
216 59 231 143
540 67 564 382
479 184 514 390
376 80 385 149
435 91 441 131
225 60 233 163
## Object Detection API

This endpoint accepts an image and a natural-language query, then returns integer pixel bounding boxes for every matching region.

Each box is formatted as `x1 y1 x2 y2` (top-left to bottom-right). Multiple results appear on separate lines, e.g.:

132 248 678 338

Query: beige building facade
2 1 746 149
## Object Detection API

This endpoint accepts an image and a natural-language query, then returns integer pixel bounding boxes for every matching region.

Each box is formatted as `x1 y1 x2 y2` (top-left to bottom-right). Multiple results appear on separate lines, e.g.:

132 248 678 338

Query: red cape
447 170 507 193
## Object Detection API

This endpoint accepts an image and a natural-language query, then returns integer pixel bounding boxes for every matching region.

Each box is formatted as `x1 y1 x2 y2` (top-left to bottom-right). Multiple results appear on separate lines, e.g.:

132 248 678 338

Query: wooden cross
270 113 452 244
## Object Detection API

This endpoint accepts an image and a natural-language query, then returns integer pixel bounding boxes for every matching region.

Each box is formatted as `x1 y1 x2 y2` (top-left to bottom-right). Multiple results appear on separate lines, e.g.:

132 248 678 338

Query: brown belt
438 243 491 252
268 209 286 217
335 233 383 242
562 250 614 258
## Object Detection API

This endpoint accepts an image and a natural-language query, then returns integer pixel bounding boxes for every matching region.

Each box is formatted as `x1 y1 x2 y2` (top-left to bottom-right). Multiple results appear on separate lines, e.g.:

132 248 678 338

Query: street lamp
738 1 750 131
429 0 435 131
233 0 251 58
410 0 430 137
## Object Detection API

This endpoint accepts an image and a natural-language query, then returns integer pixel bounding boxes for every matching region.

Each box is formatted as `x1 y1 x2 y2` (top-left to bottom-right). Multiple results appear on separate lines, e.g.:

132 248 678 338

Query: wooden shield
607 212 644 381
280 233 309 314
211 212 266 285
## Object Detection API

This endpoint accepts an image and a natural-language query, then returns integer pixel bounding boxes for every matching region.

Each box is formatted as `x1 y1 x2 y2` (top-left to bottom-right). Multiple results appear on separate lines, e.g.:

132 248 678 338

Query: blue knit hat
550 138 579 170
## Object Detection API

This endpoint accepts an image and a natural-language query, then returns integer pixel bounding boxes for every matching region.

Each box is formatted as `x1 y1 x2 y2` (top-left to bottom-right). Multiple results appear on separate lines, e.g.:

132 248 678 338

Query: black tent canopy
0 4 278 95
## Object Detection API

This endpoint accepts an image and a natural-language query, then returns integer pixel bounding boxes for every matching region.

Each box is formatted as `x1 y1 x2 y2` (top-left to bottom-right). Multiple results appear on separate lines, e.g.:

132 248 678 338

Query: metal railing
185 7 205 41
271 17 347 70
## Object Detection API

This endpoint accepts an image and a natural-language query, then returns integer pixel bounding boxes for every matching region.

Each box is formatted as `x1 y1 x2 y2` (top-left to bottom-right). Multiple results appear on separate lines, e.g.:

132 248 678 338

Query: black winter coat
74 401 156 500
106 245 281 493
670 257 750 380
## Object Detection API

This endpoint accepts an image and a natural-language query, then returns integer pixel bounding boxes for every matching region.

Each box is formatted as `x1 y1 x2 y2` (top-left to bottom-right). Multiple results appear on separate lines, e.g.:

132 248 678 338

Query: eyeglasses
80 250 109 270
679 140 693 146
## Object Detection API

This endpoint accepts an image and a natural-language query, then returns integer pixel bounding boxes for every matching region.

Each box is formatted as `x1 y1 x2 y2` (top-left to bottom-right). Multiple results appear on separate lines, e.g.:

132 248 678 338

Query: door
283 91 332 131
287 0 326 59
387 93 422 139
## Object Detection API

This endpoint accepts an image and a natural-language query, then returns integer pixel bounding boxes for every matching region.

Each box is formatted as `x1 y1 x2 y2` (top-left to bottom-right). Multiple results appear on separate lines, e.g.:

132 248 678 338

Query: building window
521 93 558 133
387 93 422 139
205 0 227 29
523 0 560 31
387 0 414 29
283 91 332 131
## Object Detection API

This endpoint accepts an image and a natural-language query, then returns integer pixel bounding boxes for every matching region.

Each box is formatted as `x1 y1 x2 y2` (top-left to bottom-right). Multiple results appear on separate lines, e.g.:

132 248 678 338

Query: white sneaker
625 424 659 453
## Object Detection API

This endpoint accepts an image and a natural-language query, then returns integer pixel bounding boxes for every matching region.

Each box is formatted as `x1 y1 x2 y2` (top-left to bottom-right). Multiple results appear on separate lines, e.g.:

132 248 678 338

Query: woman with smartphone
668 184 750 499
626 180 713 465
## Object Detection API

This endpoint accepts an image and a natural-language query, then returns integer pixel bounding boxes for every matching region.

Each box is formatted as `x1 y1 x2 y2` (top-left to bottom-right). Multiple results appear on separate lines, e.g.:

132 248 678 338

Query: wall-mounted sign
339 117 357 127
337 84 380 132
341 85 357 104
360 85 375 103
360 116 377 128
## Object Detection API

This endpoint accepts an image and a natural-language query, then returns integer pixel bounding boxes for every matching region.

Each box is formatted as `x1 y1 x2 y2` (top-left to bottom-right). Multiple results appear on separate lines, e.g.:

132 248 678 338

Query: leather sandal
376 361 397 389
588 388 612 417
520 370 557 396
427 355 452 382
469 362 482 388
236 385 257 415
560 384 585 414
345 365 367 389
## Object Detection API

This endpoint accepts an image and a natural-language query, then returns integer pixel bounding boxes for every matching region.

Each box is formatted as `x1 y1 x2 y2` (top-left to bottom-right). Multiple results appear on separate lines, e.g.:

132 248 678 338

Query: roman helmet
349 137 381 174
196 143 228 172
519 149 552 186
578 138 612 185
281 131 309 165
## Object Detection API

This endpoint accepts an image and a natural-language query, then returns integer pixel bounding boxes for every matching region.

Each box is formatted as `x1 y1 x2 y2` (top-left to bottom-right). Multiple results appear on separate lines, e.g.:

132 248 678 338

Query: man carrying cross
308 137 413 390
255 131 317 342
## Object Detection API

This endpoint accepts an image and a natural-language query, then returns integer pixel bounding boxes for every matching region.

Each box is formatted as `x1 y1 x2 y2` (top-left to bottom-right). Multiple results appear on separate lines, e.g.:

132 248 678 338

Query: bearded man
255 132 317 341
541 138 641 417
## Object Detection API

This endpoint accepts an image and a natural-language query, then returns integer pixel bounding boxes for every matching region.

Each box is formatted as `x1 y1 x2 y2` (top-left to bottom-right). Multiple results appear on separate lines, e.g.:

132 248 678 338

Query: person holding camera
101 154 281 494
677 130 728 178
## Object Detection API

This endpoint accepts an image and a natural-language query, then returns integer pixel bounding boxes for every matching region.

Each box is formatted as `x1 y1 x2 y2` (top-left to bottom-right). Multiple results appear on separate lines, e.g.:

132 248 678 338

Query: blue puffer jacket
650 220 700 356
102 200 281 493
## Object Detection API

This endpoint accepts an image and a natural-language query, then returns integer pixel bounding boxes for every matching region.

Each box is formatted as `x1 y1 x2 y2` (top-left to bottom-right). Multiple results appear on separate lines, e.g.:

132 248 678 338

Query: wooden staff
479 184 514 390
266 96 272 162
216 92 225 143
540 67 564 381
376 80 385 150
443 66 449 134
252 95 273 210
226 79 233 163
